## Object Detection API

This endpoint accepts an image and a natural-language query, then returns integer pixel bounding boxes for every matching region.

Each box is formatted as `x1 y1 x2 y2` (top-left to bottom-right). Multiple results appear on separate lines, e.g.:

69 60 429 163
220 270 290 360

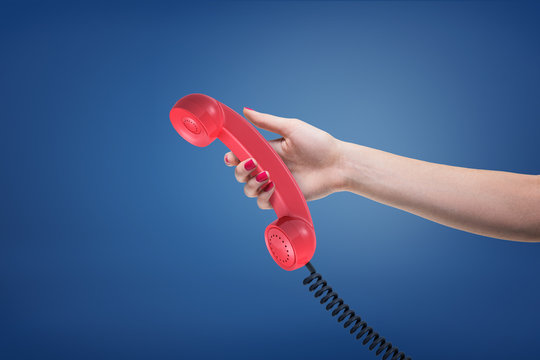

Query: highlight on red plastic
170 94 316 270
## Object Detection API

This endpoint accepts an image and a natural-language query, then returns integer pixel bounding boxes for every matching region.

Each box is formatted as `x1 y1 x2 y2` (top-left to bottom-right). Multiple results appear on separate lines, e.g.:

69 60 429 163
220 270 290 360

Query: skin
225 108 540 243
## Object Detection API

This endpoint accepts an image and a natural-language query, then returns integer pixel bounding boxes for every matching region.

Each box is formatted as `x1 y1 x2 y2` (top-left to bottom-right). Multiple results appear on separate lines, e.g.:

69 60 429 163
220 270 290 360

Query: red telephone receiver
170 94 316 271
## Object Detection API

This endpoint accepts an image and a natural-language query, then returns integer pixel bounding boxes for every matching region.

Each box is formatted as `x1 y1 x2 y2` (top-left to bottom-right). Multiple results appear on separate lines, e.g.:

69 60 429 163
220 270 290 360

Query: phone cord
303 262 412 360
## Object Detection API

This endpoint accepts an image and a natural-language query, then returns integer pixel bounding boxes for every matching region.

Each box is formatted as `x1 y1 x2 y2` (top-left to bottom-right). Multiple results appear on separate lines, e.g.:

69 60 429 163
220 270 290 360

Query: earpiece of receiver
170 94 224 147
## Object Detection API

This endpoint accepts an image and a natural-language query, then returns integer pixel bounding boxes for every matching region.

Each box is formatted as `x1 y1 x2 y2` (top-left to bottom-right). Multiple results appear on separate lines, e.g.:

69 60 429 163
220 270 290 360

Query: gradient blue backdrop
1 1 539 359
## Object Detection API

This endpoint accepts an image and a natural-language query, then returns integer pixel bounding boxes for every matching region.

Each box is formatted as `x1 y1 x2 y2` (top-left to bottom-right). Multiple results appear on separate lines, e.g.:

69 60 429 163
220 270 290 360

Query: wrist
330 139 355 193
332 139 371 195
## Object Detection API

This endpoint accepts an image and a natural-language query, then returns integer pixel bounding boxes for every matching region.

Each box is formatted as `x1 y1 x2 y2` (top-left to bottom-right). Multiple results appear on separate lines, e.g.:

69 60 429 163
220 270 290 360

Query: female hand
224 108 345 210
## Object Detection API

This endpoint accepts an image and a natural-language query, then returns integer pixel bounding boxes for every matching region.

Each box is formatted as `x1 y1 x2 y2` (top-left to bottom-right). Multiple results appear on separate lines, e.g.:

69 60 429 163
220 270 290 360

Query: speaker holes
268 232 293 265
183 117 201 134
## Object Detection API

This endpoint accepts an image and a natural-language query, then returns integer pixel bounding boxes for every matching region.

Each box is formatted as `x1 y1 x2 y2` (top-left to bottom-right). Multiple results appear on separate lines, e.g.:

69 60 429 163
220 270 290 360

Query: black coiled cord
303 262 411 360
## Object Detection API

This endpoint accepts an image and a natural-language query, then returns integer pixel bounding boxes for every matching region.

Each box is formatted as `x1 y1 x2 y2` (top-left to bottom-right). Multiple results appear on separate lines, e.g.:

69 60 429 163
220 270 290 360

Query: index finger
224 152 240 167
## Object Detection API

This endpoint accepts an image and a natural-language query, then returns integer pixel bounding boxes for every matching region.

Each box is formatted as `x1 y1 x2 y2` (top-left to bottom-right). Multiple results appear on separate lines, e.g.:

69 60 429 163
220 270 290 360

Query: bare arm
224 108 540 243
337 142 540 242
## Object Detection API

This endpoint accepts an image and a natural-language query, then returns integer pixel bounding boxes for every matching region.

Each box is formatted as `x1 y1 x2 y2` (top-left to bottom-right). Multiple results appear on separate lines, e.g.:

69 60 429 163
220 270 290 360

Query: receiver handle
218 104 312 224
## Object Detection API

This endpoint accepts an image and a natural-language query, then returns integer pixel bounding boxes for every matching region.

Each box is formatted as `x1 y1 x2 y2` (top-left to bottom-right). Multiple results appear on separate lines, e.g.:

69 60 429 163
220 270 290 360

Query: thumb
243 107 298 137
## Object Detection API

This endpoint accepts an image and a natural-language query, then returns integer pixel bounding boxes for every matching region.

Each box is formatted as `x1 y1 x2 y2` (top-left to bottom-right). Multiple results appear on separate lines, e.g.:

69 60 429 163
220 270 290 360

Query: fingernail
255 171 268 182
244 159 256 171
224 154 229 164
244 107 253 111
263 181 274 192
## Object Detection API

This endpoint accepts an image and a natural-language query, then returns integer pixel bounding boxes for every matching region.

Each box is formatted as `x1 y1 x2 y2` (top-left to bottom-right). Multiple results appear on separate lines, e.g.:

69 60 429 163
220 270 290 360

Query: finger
243 107 299 137
267 138 286 158
243 171 270 198
235 158 257 183
256 181 275 210
224 152 240 167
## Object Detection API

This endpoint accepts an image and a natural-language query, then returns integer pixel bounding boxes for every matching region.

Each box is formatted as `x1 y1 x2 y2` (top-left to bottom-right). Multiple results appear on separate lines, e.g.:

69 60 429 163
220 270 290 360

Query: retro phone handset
170 94 412 360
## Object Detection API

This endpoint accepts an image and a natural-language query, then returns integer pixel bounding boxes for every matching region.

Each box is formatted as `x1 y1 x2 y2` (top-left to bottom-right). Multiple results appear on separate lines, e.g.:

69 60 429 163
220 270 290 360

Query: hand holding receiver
170 93 316 270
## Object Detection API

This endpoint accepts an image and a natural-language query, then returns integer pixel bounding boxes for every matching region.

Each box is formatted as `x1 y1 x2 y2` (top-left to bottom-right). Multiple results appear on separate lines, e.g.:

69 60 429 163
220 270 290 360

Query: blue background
1 1 539 359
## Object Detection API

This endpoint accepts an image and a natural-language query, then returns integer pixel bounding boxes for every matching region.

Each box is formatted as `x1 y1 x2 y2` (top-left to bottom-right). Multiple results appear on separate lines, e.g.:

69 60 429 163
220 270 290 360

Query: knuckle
234 167 246 182
229 154 239 164
257 196 270 209
244 184 256 198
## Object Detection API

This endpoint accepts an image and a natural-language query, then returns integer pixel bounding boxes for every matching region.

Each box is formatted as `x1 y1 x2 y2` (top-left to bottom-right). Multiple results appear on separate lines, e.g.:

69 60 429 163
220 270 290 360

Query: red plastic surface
170 94 316 270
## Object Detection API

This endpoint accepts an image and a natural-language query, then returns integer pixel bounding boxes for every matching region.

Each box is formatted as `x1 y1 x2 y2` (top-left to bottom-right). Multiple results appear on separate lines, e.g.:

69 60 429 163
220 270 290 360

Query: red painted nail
224 154 229 164
244 107 253 111
244 159 256 171
255 171 268 182
263 181 274 192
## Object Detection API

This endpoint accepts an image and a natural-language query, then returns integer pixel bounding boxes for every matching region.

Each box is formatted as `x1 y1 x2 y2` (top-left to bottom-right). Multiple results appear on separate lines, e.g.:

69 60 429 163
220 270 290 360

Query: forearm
334 141 540 242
